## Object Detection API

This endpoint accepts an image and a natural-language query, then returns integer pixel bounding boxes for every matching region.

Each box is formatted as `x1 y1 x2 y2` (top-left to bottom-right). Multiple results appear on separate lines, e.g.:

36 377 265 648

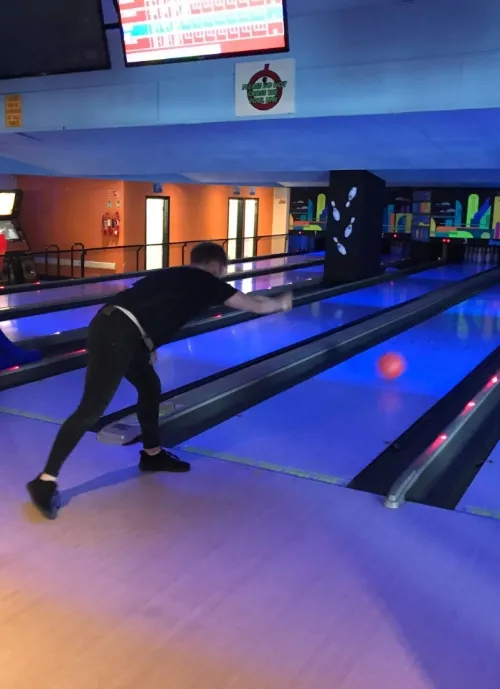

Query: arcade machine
0 190 40 369
288 189 327 253
0 189 37 285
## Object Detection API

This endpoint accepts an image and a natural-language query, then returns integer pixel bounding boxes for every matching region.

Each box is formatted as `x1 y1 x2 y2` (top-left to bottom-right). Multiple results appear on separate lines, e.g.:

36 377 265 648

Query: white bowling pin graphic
344 217 356 238
331 200 340 222
333 237 347 255
345 187 357 208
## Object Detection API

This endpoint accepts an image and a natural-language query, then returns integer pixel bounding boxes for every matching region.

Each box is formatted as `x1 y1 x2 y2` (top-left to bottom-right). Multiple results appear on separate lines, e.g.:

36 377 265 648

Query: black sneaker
27 477 61 520
139 449 190 473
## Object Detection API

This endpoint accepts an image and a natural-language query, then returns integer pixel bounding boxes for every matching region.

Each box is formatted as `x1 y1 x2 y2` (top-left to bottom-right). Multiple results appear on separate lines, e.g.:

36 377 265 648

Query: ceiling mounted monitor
117 0 289 67
0 0 110 79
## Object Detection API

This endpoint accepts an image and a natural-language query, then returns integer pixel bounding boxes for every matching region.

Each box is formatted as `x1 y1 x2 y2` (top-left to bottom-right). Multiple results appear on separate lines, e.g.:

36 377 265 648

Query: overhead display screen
0 192 16 217
117 0 288 66
0 0 110 79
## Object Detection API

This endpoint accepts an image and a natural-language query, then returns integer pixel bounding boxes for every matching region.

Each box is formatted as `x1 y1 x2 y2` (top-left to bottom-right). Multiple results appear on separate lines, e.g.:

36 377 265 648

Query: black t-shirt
109 266 238 347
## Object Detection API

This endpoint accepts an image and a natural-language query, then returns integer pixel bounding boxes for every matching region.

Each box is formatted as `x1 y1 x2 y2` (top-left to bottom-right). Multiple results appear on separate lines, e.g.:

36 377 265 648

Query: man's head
190 242 228 278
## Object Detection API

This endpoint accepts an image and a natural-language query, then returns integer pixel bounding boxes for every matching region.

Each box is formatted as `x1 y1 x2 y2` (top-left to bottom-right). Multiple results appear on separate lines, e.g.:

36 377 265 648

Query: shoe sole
139 465 191 474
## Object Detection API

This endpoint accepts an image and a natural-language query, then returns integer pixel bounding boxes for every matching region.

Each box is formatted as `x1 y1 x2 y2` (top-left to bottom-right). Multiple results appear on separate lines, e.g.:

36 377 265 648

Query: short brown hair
190 242 228 266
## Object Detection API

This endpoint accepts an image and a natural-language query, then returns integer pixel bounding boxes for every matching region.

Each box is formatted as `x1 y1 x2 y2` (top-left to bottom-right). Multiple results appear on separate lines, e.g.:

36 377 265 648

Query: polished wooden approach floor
1 413 500 689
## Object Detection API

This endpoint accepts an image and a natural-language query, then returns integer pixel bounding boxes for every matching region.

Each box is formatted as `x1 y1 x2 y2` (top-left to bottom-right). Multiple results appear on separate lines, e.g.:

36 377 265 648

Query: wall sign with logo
235 59 295 117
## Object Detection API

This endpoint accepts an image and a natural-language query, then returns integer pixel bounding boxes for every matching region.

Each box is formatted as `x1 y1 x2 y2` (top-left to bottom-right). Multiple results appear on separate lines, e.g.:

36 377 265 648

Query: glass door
227 197 259 261
145 196 170 270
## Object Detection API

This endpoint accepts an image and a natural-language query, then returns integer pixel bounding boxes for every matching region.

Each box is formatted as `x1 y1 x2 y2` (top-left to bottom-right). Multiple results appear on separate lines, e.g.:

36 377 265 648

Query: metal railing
0 233 307 285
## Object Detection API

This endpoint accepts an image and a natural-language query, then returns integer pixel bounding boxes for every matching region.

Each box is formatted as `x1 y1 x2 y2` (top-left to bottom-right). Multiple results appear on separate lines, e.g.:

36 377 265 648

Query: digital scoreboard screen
117 0 288 66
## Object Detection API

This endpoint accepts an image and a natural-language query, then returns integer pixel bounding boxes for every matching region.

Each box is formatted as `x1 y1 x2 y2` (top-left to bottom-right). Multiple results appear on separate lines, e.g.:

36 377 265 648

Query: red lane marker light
428 433 448 452
7 365 20 371
212 314 222 319
72 349 86 355
462 400 476 415
486 375 499 389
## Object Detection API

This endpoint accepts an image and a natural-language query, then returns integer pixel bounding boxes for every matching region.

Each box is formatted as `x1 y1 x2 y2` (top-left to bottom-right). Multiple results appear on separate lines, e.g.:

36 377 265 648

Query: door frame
226 197 260 260
144 195 171 268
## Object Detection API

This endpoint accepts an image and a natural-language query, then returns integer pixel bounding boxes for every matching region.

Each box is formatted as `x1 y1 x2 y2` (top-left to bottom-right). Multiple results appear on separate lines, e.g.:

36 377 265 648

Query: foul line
181 445 347 486
0 406 63 425
458 505 500 521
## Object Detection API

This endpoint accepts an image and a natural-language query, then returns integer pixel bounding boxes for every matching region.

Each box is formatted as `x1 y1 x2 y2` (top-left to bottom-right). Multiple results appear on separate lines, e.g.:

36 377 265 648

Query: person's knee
149 375 161 402
71 401 108 429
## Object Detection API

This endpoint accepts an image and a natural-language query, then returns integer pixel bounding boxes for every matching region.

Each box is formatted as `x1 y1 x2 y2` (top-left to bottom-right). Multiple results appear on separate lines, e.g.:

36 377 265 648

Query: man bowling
27 242 292 519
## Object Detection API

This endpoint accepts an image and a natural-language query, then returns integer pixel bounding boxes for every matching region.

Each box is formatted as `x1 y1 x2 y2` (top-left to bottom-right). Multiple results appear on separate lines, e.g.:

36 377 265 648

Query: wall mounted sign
4 95 22 128
235 59 295 117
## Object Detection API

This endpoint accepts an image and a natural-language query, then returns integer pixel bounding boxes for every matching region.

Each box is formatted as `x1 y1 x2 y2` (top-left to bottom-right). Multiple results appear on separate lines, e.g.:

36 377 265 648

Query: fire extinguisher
102 212 111 236
111 212 120 239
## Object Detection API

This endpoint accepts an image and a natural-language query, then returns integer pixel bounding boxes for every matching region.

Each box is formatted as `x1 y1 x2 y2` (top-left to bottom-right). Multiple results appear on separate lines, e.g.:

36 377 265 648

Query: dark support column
323 170 385 286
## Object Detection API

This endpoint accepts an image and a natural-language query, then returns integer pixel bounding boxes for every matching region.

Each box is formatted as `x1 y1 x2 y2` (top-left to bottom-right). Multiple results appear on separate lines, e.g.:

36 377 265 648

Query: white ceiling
0 107 499 188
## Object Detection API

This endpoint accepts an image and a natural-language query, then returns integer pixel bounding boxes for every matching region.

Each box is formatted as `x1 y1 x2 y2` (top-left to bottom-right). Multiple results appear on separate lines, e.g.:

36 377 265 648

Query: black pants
43 307 161 477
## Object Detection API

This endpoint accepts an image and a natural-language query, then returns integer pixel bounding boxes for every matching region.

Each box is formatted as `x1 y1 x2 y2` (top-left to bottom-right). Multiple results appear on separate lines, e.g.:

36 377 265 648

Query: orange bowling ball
377 352 407 380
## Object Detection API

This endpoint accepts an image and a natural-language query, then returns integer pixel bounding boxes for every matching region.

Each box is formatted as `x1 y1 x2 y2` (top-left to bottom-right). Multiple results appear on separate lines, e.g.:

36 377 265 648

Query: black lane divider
19 275 323 353
0 249 313 296
97 266 500 449
0 258 325 321
349 345 500 498
416 365 500 511
0 260 438 392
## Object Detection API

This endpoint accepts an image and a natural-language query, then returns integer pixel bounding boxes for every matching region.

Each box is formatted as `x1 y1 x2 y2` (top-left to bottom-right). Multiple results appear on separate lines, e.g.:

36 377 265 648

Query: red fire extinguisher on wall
102 212 112 237
111 211 120 240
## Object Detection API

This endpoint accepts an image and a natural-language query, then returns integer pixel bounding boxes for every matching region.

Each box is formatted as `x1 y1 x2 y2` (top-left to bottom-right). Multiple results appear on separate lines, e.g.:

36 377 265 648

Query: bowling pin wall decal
333 237 347 255
345 187 357 208
330 187 359 257
344 217 356 238
331 201 340 222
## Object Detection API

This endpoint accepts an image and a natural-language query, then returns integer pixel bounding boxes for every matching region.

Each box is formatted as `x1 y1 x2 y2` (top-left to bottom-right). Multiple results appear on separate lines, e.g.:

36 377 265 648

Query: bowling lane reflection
2 266 323 343
0 253 323 312
0 270 443 421
181 284 500 484
408 263 489 283
226 251 324 274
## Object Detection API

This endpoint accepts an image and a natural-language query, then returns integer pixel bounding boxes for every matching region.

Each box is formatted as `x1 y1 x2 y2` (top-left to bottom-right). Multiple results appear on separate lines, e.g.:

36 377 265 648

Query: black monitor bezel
0 0 111 80
115 0 289 69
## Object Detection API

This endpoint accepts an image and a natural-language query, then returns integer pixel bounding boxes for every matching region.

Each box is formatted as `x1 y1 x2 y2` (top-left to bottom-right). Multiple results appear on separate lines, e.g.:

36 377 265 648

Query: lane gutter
0 257 325 321
0 260 438 392
384 349 500 512
350 345 500 497
95 267 500 449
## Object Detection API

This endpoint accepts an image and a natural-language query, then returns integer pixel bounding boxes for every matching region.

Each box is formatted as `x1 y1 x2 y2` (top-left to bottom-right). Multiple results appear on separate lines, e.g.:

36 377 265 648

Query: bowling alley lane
179 282 500 485
0 252 322 312
0 263 460 423
2 264 323 343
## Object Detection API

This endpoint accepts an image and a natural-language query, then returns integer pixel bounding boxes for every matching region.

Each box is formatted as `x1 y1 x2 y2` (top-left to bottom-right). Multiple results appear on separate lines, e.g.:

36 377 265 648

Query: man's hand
225 290 293 315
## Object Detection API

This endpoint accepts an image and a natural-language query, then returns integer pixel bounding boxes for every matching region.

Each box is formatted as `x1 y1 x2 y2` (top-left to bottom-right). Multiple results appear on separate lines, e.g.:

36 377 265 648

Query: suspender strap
103 305 155 359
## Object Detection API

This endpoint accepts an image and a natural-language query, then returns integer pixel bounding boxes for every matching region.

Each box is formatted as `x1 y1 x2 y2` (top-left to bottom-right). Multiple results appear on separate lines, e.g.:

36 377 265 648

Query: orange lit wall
17 176 126 276
125 182 274 267
16 176 275 274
